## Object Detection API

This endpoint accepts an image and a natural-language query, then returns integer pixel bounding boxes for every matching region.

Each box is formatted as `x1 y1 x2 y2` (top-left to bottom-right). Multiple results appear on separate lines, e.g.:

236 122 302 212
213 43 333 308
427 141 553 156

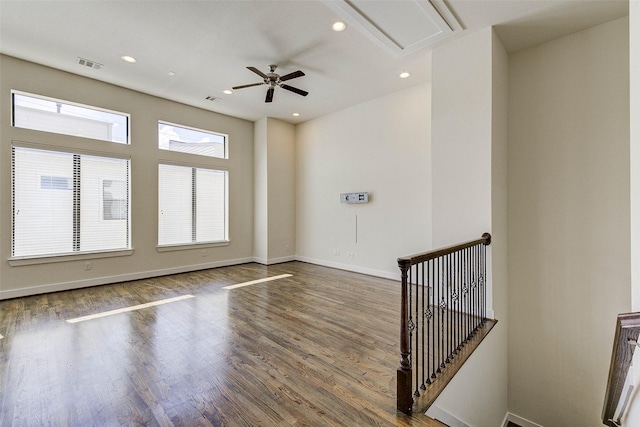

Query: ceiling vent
77 57 102 70
205 96 220 102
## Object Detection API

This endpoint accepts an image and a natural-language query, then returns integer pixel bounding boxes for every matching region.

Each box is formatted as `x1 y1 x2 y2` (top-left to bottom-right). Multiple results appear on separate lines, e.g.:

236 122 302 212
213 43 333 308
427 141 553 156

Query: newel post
397 258 413 413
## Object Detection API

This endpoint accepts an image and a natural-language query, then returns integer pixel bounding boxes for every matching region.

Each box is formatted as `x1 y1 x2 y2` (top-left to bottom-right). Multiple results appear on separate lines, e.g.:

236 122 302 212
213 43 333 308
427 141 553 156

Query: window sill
8 249 134 266
156 241 230 252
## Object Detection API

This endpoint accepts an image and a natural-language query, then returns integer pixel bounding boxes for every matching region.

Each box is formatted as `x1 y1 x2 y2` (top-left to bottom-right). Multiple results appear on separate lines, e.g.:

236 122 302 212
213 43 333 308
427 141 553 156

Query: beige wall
266 118 296 262
254 118 269 261
427 27 509 427
631 0 640 314
0 55 255 298
508 17 630 427
254 117 296 264
625 1 640 424
295 83 431 279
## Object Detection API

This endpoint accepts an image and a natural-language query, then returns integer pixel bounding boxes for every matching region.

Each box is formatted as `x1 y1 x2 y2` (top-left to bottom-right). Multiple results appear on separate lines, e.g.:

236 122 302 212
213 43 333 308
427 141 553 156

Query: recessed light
168 71 176 77
332 21 347 32
292 113 300 117
223 89 233 95
399 71 411 79
121 55 137 63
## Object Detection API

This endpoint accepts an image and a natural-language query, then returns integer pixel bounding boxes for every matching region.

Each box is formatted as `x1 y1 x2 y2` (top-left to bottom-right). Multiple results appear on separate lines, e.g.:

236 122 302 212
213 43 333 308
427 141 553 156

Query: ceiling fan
232 65 309 103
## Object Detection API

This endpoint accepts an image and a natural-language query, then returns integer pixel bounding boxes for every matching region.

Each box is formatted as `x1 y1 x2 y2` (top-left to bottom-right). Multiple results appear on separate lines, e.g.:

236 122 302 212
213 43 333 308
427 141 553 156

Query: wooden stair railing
397 233 494 414
602 312 640 426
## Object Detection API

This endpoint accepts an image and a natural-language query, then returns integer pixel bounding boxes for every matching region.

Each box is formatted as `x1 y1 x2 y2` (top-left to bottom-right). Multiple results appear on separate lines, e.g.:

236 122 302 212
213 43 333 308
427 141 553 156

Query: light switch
340 192 369 204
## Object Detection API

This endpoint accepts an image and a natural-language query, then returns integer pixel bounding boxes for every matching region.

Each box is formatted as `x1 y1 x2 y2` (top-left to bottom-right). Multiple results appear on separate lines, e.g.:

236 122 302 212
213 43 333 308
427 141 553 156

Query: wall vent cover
77 57 102 70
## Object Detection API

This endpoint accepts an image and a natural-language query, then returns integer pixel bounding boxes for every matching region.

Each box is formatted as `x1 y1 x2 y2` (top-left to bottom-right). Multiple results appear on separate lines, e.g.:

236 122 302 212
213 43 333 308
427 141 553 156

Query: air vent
205 96 220 102
77 57 102 70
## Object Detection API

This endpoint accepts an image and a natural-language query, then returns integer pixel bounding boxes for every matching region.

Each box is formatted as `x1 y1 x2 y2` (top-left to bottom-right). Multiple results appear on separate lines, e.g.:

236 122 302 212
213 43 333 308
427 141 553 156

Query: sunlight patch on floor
223 274 293 290
66 294 195 323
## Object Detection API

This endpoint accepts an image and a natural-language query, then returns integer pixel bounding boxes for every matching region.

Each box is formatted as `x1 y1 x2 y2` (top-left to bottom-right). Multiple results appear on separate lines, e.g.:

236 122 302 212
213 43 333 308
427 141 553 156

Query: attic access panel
326 0 461 56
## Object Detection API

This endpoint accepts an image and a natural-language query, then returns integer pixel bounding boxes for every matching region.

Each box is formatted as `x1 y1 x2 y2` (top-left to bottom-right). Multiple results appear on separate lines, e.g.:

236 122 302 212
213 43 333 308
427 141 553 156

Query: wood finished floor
0 262 446 427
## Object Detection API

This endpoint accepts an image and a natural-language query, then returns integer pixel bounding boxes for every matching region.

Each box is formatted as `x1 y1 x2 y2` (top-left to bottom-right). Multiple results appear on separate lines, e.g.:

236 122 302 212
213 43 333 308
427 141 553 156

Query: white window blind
158 164 228 246
12 146 130 258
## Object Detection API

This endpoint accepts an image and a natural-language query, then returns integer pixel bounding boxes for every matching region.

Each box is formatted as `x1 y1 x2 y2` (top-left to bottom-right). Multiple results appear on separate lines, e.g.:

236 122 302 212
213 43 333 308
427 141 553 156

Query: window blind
12 146 130 257
158 164 228 246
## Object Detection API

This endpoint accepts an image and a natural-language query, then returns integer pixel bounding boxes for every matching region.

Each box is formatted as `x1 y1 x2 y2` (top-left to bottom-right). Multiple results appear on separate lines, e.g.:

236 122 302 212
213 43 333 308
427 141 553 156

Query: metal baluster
431 258 436 380
434 256 439 373
408 264 414 393
420 261 426 391
467 248 474 339
482 243 486 322
455 249 461 353
475 244 480 331
469 246 478 336
414 264 420 397
463 250 467 342
426 259 432 384
446 254 453 363
439 255 446 371
471 247 475 334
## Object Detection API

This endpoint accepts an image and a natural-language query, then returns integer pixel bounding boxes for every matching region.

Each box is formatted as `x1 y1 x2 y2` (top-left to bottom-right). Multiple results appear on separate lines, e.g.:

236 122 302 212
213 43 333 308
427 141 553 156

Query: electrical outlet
333 249 340 256
201 249 207 257
347 251 354 259
84 262 92 271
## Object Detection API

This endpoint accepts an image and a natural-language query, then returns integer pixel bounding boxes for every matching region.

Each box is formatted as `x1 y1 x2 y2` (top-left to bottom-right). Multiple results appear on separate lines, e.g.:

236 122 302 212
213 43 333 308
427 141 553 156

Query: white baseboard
0 257 254 300
503 412 545 427
0 256 394 299
426 405 470 427
253 255 296 265
294 256 400 281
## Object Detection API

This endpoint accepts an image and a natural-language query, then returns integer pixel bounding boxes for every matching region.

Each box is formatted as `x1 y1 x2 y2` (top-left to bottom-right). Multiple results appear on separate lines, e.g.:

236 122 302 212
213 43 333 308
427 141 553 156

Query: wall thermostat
340 192 369 204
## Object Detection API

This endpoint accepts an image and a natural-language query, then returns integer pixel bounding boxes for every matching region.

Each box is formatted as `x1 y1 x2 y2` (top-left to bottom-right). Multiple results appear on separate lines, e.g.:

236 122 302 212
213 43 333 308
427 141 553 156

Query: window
158 164 228 246
11 145 130 258
12 91 129 144
103 180 128 220
158 121 226 158
41 176 72 190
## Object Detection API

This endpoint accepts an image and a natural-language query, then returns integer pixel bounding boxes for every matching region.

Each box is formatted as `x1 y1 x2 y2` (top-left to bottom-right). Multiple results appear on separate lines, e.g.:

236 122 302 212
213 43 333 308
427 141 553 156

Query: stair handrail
397 233 492 268
602 312 640 426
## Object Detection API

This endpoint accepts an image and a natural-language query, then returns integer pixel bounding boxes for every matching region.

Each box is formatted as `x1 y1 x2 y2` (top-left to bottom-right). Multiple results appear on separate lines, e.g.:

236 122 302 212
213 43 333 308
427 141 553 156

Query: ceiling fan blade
279 70 305 82
247 66 268 79
232 82 264 90
265 87 274 103
281 84 308 97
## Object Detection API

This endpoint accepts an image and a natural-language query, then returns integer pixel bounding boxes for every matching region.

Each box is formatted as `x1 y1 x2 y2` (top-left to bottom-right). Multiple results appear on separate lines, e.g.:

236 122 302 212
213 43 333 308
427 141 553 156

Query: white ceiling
0 0 628 124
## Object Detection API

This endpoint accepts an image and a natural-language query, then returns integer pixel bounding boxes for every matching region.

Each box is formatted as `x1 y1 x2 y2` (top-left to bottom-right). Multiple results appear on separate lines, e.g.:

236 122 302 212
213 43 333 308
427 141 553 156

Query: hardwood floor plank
0 262 452 426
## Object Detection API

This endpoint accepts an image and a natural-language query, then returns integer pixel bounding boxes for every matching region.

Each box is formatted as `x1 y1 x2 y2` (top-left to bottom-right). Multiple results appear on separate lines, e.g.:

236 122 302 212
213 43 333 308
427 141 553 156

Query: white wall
508 17 630 427
430 29 492 249
427 27 509 427
295 83 431 279
0 55 255 298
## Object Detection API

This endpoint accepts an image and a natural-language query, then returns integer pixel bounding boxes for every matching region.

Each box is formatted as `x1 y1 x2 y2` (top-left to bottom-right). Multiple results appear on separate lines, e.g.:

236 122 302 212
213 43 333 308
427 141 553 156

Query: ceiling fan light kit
232 64 309 103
